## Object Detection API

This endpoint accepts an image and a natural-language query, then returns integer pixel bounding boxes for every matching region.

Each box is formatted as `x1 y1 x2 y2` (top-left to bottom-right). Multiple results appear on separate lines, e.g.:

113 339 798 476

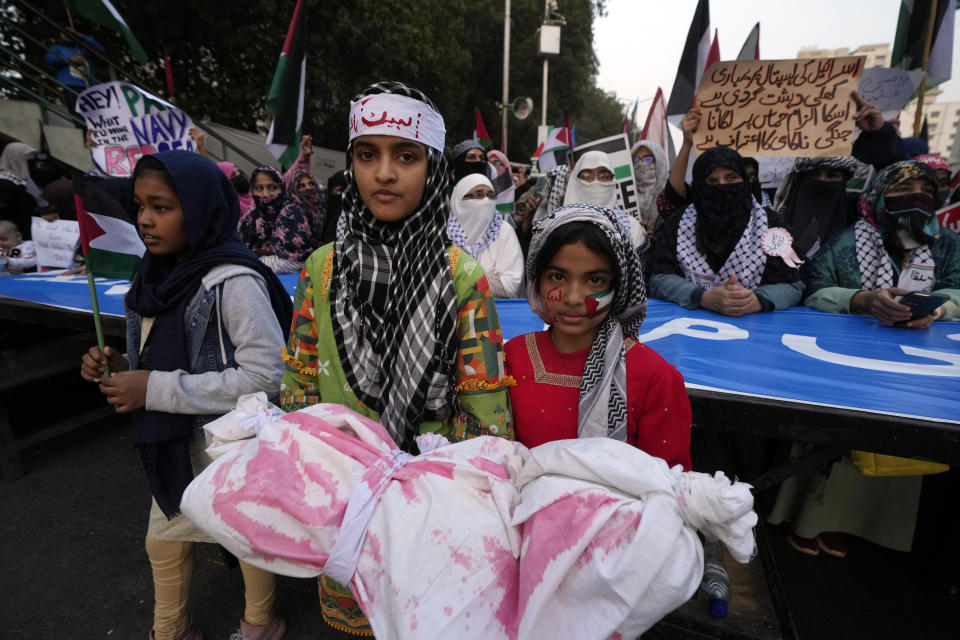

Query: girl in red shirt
505 202 692 469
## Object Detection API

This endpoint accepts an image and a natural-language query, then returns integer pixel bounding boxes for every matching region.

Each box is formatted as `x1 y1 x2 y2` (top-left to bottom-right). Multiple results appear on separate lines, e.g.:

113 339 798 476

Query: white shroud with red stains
180 401 756 640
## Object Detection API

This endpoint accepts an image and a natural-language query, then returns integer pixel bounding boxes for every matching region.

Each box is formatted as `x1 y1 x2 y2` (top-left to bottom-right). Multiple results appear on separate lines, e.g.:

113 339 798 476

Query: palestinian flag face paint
585 288 613 316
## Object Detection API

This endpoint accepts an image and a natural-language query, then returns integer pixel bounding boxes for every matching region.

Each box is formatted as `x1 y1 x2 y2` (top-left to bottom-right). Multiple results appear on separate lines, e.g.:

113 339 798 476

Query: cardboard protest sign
756 156 796 190
75 81 196 177
31 216 80 268
937 202 960 234
693 57 864 157
573 133 638 218
858 67 925 113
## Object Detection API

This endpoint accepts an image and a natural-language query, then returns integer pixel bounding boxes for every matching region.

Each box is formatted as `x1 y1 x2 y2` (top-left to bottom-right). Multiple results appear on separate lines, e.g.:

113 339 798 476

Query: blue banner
2 272 957 423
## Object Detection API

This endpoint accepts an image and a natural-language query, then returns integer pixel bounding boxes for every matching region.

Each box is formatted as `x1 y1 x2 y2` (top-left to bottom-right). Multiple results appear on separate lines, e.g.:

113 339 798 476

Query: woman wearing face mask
238 166 317 273
562 151 647 251
630 140 669 236
804 160 960 328
285 166 327 238
767 161 959 562
216 162 254 218
773 157 859 259
319 170 347 245
447 174 524 298
451 138 489 183
649 147 804 316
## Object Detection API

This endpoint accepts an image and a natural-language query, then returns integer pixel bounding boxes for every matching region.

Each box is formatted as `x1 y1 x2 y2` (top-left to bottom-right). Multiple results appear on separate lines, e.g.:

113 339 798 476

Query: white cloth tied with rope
323 433 451 585
182 402 758 640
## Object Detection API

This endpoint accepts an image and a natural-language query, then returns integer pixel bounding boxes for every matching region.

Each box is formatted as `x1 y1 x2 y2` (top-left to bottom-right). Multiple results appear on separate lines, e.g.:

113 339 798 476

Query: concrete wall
0 99 95 171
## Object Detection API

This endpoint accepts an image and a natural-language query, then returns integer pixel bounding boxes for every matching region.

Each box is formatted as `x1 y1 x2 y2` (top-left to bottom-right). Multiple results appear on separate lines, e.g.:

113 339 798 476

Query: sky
593 0 960 125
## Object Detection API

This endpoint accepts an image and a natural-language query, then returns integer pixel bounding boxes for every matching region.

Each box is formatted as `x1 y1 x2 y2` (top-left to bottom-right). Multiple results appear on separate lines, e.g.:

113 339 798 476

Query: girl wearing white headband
279 81 516 635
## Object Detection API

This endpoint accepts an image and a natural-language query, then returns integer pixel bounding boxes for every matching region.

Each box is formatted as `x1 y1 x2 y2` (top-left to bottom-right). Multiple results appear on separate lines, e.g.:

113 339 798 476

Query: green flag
891 0 954 88
266 0 307 169
64 0 148 63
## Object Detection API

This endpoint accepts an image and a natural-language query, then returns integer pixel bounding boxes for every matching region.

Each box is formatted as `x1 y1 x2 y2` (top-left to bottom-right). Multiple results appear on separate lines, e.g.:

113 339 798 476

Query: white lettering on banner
637 318 749 343
104 284 130 296
949 334 960 342
782 334 960 377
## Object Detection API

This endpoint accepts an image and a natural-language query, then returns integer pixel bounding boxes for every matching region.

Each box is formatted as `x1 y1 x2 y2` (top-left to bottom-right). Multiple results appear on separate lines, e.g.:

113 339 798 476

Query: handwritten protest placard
693 57 864 157
31 217 80 268
574 133 638 218
858 67 925 113
75 81 196 177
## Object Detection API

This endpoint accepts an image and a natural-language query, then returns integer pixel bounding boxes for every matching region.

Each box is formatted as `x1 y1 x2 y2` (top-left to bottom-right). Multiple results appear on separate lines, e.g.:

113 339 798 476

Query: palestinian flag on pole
266 0 308 169
76 177 144 279
703 30 721 81
474 108 493 150
641 87 674 162
492 169 515 216
892 0 954 88
532 125 570 172
666 0 710 121
64 0 148 63
737 22 760 61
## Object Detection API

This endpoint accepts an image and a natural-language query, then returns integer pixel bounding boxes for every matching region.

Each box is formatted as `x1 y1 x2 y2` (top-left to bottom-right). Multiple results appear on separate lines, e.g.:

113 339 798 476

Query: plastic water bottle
700 539 730 619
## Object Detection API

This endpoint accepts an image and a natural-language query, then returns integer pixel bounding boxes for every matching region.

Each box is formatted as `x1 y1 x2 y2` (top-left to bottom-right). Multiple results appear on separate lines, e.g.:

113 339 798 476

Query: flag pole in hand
85 269 111 377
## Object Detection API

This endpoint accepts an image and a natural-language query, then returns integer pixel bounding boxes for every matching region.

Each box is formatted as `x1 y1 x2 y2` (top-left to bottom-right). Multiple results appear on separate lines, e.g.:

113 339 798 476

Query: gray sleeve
145 274 285 414
649 273 705 309
753 280 804 311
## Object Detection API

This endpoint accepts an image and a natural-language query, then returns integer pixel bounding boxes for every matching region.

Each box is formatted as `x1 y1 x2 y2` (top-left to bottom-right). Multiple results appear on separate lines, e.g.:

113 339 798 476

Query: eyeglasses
632 156 655 165
462 189 495 200
577 169 615 183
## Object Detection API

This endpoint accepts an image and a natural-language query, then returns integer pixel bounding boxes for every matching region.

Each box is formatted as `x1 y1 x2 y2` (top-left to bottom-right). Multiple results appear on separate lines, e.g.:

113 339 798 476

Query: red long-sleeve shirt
505 331 692 470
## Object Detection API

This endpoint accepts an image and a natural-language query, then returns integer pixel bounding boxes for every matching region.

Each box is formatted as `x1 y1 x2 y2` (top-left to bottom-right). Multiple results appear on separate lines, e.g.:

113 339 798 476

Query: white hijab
450 174 497 246
564 150 617 210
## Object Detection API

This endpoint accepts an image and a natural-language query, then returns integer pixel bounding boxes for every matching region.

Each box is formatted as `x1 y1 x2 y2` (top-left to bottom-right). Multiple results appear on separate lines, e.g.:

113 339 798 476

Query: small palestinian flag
266 0 308 169
532 125 570 172
474 108 492 150
76 177 145 279
492 169 515 216
585 288 614 316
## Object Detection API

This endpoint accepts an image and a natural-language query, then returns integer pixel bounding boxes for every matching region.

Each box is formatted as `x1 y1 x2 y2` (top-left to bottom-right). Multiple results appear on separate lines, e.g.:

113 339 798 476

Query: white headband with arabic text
348 94 446 152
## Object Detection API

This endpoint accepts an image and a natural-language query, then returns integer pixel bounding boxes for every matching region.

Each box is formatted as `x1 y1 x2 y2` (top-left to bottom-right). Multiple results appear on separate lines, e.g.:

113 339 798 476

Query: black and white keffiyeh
331 81 458 451
855 160 939 293
532 164 571 223
525 203 647 441
676 198 769 290
854 217 935 291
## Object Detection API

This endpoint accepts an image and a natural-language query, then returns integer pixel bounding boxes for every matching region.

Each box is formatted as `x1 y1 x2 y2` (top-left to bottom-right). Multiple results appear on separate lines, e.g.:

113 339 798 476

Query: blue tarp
2 272 958 423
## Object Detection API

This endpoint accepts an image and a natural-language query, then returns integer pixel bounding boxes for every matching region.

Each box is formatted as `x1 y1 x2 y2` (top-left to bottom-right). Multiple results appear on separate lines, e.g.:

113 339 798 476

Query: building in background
798 43 960 164
798 44 891 68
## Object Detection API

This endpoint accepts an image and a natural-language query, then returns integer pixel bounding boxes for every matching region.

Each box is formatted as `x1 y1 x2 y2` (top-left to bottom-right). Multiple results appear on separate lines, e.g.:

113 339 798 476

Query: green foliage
6 0 626 160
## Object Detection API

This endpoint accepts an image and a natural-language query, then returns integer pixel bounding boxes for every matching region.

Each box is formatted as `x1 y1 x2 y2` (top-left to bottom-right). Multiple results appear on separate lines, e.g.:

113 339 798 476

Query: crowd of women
0 75 952 639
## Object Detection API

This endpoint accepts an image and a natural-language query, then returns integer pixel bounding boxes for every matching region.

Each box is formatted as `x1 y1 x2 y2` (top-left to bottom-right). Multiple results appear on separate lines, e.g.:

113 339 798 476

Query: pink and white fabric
181 402 756 640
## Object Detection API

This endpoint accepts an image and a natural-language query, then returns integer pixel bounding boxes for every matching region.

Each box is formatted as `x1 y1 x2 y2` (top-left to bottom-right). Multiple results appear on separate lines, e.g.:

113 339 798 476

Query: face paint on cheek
544 286 563 303
584 288 613 317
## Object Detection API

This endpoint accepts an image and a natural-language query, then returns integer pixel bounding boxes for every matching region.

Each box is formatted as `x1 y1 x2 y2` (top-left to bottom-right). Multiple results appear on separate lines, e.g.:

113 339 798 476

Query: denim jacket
125 264 285 430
